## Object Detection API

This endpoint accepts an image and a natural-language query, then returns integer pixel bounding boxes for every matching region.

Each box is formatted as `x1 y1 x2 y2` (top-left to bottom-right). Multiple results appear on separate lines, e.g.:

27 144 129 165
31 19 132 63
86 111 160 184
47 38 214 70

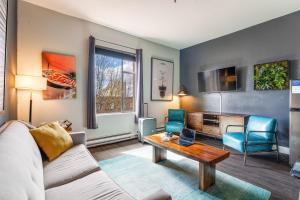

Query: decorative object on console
254 60 289 90
165 109 185 133
15 75 47 123
42 52 77 100
0 0 7 111
223 115 279 165
151 57 174 101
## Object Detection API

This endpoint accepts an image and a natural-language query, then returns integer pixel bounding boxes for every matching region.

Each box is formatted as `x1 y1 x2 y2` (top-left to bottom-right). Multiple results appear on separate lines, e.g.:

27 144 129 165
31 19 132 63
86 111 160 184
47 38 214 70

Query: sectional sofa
0 121 171 200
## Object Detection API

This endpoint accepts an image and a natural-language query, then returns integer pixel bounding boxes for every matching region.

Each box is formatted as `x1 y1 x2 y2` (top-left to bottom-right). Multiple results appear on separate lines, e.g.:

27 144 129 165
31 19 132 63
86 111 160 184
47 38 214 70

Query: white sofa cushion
46 171 134 200
0 121 45 200
43 144 100 189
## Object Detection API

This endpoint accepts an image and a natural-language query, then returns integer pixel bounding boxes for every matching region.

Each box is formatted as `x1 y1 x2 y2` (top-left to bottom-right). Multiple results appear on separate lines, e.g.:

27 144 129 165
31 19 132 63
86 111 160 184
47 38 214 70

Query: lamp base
29 91 32 124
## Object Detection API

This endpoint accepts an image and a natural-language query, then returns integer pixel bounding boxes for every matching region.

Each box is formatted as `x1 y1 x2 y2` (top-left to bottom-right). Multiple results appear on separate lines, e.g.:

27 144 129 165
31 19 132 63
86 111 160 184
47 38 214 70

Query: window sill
96 112 135 117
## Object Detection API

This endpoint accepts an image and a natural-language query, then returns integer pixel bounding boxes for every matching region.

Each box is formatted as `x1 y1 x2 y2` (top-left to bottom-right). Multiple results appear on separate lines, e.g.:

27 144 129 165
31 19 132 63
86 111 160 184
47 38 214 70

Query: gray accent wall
180 11 300 147
0 0 17 125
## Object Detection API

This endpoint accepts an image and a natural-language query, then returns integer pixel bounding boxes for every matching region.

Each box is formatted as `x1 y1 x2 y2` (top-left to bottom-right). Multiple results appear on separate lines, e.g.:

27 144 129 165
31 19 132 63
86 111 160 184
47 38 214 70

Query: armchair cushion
168 109 185 123
223 132 273 153
246 116 277 140
165 121 184 133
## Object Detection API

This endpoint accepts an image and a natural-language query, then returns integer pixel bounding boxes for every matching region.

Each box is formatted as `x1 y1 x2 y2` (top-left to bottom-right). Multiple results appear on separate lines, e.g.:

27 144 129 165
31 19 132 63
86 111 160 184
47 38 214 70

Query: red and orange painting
42 52 76 100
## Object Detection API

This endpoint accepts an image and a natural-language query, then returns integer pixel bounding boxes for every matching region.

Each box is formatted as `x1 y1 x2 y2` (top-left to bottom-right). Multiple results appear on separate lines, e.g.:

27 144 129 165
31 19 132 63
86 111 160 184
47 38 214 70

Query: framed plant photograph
0 0 7 111
254 60 289 90
151 57 174 101
42 52 77 100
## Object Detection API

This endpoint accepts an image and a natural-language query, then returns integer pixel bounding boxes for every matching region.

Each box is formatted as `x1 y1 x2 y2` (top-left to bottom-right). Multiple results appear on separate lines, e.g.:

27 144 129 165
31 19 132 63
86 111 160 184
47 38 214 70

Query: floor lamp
15 75 47 124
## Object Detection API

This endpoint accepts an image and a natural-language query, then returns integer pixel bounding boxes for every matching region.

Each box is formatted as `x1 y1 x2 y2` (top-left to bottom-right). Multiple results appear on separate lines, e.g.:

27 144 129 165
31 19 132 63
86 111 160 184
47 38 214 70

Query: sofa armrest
142 189 172 200
70 131 86 146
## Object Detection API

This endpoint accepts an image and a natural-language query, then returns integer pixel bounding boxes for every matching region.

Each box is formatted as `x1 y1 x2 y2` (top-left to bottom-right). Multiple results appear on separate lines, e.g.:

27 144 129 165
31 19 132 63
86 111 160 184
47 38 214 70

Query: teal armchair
165 109 185 133
223 115 279 165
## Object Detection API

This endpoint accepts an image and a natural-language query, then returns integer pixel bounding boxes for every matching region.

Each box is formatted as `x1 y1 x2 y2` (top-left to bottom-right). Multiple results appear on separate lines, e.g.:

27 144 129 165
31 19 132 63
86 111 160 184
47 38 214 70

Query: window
95 48 136 113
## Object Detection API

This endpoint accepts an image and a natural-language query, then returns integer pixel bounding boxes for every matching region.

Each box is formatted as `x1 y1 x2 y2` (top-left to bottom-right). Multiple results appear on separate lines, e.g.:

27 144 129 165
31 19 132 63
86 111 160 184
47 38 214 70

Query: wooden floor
89 136 300 200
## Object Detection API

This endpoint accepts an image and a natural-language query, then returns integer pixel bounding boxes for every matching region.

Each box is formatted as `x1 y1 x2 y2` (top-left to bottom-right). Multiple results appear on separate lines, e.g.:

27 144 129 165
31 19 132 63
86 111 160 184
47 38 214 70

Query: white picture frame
151 57 174 101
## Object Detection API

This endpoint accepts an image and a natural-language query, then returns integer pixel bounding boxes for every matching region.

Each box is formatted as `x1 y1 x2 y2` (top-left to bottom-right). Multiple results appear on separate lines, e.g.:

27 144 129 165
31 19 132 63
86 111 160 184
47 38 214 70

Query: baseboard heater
87 133 138 148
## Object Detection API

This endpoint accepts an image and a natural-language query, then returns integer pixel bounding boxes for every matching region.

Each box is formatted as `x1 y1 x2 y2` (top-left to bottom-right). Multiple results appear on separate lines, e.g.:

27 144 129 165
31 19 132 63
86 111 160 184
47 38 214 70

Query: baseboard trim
278 146 290 155
87 133 138 148
273 145 290 155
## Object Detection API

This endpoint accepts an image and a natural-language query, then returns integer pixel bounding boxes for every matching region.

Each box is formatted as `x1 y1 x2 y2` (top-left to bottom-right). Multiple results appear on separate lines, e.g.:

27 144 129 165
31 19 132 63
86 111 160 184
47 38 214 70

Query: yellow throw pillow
30 121 73 161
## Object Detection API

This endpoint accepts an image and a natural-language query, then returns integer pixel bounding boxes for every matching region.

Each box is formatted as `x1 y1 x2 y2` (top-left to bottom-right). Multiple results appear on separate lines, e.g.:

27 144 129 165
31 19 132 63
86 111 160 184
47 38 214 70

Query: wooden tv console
187 111 248 138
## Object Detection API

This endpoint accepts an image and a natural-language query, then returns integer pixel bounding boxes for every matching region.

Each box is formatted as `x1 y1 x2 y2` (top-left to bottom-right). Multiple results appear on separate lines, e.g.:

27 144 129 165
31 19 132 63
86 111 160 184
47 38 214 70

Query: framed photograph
42 52 77 100
0 0 8 111
151 57 174 101
254 60 289 90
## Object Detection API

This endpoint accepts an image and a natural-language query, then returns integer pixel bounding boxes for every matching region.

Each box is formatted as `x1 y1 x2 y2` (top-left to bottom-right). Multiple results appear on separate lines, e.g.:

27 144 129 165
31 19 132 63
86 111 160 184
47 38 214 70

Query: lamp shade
177 85 188 96
177 89 187 96
15 75 47 90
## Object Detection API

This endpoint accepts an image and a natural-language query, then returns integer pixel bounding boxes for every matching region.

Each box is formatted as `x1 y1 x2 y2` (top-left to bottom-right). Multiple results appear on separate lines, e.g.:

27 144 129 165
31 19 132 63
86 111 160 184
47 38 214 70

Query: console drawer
187 112 203 132
203 125 221 136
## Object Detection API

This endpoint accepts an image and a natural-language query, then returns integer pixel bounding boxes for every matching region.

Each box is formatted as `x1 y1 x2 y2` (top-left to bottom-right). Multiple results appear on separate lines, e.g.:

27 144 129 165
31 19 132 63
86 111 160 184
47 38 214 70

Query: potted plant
158 70 167 97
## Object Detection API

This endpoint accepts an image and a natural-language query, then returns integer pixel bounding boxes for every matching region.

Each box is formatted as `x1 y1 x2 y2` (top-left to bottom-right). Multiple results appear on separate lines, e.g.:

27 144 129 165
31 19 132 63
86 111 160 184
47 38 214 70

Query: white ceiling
23 0 300 49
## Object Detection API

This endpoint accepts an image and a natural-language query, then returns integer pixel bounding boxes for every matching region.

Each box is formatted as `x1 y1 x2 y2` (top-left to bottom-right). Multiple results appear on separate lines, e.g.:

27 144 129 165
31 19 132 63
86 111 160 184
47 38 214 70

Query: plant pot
159 85 167 97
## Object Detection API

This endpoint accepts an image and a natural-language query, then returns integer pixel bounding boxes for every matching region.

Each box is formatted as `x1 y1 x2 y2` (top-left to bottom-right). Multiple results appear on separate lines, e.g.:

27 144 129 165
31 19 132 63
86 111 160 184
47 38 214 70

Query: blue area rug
99 146 271 200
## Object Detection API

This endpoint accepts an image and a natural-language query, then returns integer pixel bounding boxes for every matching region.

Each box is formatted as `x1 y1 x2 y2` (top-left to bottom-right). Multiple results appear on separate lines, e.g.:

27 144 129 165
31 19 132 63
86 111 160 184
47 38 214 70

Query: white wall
17 1 180 139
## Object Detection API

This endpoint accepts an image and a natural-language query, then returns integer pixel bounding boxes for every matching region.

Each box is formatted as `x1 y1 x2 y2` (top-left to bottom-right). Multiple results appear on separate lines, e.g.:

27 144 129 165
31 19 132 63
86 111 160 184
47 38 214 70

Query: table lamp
15 75 47 124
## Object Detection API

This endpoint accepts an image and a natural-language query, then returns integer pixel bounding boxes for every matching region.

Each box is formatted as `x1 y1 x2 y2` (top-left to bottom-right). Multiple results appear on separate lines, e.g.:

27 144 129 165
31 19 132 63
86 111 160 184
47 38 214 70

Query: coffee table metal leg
153 146 166 163
199 162 216 191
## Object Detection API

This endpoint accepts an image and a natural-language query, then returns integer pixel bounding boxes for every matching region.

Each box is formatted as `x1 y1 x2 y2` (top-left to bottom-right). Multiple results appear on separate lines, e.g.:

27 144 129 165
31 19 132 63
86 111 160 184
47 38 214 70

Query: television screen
198 66 237 92
254 60 289 90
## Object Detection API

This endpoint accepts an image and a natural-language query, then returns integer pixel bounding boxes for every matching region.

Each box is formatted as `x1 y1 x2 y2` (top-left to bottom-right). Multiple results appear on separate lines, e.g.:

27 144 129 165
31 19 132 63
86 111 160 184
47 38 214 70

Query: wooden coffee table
144 133 230 191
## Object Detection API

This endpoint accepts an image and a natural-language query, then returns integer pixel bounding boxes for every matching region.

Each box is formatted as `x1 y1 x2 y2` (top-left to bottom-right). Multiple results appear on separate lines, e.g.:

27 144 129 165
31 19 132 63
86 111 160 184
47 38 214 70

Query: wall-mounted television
198 66 237 93
254 60 289 90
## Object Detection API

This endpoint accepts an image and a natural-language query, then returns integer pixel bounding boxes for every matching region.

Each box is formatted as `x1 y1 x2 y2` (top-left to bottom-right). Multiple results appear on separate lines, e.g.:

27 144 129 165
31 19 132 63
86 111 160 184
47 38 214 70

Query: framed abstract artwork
151 57 174 101
42 52 77 100
0 0 7 111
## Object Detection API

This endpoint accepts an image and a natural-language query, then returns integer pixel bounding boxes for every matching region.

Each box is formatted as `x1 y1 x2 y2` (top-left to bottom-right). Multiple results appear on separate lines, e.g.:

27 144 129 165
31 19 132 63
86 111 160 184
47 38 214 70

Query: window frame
95 47 136 114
